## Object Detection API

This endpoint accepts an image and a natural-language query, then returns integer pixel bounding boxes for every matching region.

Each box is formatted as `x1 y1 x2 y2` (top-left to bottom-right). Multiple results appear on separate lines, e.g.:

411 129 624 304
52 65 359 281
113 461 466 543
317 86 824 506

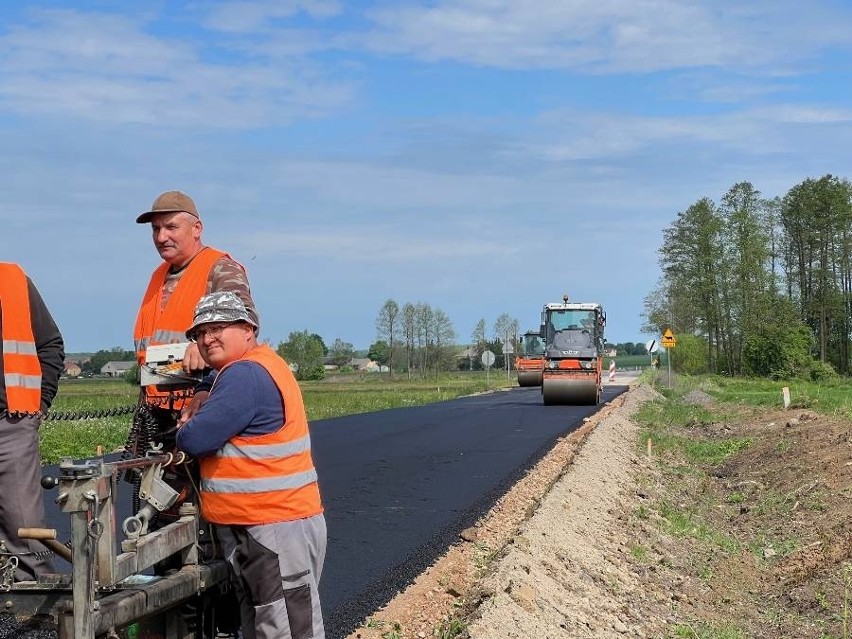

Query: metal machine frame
1 454 230 639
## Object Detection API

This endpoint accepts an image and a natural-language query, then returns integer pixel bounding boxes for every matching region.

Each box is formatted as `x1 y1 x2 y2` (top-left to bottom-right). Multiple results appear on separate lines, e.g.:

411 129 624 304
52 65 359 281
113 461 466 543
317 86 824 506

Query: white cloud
0 9 354 127
363 0 852 73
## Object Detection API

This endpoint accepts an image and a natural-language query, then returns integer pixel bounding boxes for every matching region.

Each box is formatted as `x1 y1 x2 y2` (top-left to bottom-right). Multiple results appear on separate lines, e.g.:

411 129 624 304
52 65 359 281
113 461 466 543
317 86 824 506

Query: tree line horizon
643 173 852 379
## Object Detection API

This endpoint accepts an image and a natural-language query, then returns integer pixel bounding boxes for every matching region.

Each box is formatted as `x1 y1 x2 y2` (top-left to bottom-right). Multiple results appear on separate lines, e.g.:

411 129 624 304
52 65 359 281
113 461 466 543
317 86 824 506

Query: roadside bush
299 366 326 381
808 360 838 382
671 334 709 375
123 363 140 385
742 324 814 380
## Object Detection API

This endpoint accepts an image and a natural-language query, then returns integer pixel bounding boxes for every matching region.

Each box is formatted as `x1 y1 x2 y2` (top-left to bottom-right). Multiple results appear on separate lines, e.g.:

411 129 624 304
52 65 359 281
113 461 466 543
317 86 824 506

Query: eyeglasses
190 324 230 343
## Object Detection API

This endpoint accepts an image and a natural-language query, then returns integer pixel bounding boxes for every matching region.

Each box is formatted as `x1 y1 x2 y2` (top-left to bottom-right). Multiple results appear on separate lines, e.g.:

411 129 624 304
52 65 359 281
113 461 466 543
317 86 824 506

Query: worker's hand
178 391 209 427
182 342 207 373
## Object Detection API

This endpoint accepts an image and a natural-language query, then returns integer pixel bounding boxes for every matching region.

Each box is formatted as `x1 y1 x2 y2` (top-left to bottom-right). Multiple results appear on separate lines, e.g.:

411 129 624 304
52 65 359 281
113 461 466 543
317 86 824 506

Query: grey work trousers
0 414 53 581
217 513 327 639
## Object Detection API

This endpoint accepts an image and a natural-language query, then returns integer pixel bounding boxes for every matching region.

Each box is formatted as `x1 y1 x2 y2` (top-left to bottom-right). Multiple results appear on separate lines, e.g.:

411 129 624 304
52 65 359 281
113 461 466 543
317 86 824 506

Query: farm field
41 372 516 463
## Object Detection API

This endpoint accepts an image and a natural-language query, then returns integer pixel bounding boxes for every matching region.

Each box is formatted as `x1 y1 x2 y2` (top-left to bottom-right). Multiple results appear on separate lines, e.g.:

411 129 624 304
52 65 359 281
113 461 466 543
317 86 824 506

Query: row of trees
276 332 355 381
643 175 852 378
373 299 523 377
373 299 457 378
610 342 651 356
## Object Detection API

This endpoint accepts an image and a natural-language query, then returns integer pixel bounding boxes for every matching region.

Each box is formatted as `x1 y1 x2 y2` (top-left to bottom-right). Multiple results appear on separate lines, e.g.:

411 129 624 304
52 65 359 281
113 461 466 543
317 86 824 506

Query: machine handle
18 527 73 562
18 527 57 540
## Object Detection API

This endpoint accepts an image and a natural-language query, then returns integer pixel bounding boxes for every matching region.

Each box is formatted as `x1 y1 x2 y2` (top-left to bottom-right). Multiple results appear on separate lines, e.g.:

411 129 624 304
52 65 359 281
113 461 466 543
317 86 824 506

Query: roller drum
517 370 543 387
542 377 599 405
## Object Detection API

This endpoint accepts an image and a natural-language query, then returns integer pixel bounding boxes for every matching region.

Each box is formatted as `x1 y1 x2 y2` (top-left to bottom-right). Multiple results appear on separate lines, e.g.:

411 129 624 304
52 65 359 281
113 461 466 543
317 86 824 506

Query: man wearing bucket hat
176 292 326 639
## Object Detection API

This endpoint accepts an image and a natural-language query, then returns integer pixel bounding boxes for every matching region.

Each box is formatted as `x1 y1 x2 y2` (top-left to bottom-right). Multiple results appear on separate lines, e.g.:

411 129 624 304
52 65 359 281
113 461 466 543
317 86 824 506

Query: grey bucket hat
186 292 258 339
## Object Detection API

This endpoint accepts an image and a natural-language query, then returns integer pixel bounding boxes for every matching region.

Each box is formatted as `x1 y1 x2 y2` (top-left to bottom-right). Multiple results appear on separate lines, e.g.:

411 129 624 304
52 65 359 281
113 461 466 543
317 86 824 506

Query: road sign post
481 350 495 386
661 328 676 387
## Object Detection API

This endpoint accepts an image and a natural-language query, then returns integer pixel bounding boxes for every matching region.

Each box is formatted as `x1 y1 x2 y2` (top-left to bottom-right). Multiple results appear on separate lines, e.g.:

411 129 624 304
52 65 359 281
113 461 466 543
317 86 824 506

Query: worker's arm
28 278 65 412
207 257 259 327
176 362 282 457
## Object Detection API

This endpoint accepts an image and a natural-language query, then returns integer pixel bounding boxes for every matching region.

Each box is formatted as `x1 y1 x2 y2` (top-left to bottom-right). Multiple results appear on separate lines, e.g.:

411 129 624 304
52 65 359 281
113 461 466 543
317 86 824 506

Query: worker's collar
167 247 207 274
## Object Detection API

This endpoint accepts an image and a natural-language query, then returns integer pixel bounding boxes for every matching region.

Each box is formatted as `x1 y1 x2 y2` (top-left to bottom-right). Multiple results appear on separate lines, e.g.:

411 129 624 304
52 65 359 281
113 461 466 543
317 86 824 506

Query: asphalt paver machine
540 295 606 405
0 452 233 639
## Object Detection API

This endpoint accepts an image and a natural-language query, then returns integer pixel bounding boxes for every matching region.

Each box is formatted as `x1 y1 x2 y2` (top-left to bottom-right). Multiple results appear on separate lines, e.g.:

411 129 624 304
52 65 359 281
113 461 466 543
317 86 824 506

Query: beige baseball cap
136 191 200 224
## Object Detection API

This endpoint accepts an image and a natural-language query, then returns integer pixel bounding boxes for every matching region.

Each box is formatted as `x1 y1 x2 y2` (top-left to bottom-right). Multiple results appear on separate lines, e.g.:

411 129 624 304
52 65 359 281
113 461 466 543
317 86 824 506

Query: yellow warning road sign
661 328 676 348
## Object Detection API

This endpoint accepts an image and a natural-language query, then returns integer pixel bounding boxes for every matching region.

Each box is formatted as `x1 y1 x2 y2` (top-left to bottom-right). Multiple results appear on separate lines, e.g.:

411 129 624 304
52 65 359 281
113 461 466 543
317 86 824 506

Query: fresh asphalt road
314 383 629 637
39 383 629 638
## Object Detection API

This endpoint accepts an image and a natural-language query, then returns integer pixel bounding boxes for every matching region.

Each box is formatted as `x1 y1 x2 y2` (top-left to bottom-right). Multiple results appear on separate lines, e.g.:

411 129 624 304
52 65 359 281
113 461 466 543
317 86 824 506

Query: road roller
515 330 545 386
540 296 606 405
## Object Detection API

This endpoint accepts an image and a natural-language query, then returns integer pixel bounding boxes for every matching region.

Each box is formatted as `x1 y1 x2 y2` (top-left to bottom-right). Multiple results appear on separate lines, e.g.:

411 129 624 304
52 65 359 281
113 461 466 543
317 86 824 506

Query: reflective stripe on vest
3 340 38 355
0 263 43 413
199 345 322 525
5 372 42 389
203 468 318 494
218 434 311 461
133 248 227 404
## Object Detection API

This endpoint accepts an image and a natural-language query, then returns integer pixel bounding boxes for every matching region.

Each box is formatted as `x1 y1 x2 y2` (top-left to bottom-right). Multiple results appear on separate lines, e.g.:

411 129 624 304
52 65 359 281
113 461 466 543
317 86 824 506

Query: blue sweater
176 361 285 458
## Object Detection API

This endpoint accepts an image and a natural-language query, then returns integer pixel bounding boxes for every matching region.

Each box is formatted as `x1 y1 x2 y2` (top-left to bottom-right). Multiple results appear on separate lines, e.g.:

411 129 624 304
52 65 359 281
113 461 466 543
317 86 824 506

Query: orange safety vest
199 345 323 525
134 247 226 405
0 263 42 413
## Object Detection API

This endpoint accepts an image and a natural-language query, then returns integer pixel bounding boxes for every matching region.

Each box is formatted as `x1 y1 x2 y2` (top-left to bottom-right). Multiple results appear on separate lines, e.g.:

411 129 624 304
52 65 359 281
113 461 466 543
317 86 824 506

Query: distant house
101 361 135 377
455 346 477 361
349 358 388 372
349 358 372 371
63 360 82 378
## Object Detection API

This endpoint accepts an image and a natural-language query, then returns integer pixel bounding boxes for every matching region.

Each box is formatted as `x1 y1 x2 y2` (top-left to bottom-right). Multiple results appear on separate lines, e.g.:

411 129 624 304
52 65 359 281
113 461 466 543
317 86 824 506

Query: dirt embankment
352 381 852 639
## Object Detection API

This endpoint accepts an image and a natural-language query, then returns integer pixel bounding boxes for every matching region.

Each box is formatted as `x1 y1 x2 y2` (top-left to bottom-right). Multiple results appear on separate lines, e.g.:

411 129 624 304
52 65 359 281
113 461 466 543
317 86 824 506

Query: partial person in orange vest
176 292 326 639
0 263 64 581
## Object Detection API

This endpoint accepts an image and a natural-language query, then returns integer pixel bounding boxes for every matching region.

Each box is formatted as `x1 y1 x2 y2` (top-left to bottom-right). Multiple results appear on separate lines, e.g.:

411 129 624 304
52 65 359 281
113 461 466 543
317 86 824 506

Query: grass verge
41 372 514 463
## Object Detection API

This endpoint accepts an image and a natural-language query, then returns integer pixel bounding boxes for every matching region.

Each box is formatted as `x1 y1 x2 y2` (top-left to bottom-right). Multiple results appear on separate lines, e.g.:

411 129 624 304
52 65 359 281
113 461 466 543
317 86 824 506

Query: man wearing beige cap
133 190 258 415
131 191 255 631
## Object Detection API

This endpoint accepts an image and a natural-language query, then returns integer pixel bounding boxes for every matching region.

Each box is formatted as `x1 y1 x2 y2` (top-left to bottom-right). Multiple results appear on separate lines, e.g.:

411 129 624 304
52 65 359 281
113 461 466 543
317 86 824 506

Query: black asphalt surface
36 384 628 638
315 384 628 637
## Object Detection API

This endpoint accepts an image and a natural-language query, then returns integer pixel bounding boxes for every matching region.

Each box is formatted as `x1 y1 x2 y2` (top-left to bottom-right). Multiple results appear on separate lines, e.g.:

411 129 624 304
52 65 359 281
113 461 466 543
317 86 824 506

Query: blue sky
2 0 851 353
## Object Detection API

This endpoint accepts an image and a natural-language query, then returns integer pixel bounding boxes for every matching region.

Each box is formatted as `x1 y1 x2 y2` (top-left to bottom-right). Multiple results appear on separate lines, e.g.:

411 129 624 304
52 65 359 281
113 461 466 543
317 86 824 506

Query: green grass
629 544 648 562
669 621 747 638
39 372 514 463
658 501 739 553
300 372 507 421
634 399 750 467
689 375 852 417
433 616 468 639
